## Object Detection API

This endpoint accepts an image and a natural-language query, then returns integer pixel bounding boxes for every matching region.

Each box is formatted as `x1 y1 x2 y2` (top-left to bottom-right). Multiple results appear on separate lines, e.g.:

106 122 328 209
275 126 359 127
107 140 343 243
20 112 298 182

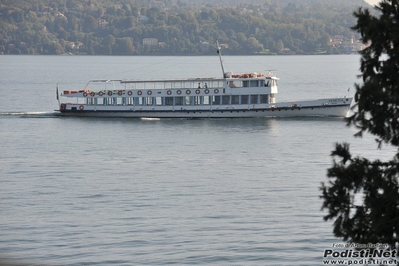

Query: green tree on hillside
321 0 399 252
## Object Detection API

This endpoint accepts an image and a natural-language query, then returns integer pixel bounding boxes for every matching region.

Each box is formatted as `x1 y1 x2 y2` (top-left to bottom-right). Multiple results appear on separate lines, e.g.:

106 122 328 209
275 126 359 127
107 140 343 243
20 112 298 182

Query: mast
56 84 60 106
216 41 226 77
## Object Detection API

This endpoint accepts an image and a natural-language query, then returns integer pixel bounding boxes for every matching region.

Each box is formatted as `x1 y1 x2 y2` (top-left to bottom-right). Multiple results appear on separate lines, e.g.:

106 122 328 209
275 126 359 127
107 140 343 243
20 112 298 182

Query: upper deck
62 71 278 98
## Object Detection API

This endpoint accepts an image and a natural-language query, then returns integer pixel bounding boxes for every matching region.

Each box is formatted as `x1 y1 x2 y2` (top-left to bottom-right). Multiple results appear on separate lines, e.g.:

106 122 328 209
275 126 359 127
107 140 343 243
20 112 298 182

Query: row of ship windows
84 94 272 106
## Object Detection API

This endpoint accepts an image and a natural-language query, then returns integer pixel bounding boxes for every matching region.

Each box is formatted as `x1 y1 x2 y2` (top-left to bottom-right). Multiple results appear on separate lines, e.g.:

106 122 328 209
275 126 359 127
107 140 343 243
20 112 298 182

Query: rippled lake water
0 55 395 265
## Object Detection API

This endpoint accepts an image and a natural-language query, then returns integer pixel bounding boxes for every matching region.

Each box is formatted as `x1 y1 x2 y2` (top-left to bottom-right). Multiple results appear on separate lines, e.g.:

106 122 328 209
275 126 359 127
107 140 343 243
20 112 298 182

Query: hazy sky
364 0 380 5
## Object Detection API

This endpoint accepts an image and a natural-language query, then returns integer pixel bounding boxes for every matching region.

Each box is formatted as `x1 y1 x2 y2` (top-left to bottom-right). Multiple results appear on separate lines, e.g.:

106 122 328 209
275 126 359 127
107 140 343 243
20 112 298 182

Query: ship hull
57 102 351 118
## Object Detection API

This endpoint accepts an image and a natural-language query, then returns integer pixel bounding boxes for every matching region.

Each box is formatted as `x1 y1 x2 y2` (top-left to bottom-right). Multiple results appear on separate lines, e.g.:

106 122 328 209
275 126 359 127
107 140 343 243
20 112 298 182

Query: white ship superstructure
57 72 351 118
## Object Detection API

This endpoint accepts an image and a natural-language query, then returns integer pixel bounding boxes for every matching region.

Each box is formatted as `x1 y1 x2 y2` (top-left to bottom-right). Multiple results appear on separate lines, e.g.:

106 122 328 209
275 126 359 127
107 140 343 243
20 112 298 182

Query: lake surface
0 55 395 265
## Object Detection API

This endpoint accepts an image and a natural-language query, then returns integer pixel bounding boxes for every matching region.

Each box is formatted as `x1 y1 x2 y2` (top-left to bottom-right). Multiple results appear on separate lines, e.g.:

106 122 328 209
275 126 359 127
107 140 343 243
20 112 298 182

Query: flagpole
56 84 60 106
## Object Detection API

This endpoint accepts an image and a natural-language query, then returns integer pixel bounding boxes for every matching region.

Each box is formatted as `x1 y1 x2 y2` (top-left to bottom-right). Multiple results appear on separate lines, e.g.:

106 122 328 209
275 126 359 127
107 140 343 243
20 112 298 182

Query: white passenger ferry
56 49 352 118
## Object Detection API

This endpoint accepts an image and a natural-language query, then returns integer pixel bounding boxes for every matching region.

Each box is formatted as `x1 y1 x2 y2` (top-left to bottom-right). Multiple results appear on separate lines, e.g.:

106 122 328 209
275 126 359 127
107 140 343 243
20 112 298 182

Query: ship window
97 98 104 105
175 97 183 106
194 96 201 105
127 97 134 105
229 81 240 88
137 97 144 106
260 94 268 104
232 95 239 104
146 97 153 105
203 96 210 105
155 97 162 106
242 81 249 87
185 96 193 105
165 97 173 106
250 95 258 104
213 96 221 105
241 95 249 104
86 98 94 105
222 95 230 105
250 80 258 87
259 80 265 87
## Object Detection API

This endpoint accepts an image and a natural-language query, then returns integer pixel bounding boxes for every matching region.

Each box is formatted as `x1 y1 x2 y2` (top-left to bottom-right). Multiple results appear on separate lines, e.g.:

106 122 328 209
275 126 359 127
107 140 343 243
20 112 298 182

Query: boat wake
140 117 161 121
0 111 61 118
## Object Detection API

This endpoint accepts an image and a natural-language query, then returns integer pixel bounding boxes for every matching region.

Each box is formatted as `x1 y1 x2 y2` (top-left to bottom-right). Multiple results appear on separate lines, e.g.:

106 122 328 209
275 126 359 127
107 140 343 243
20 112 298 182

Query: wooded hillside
0 0 371 55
